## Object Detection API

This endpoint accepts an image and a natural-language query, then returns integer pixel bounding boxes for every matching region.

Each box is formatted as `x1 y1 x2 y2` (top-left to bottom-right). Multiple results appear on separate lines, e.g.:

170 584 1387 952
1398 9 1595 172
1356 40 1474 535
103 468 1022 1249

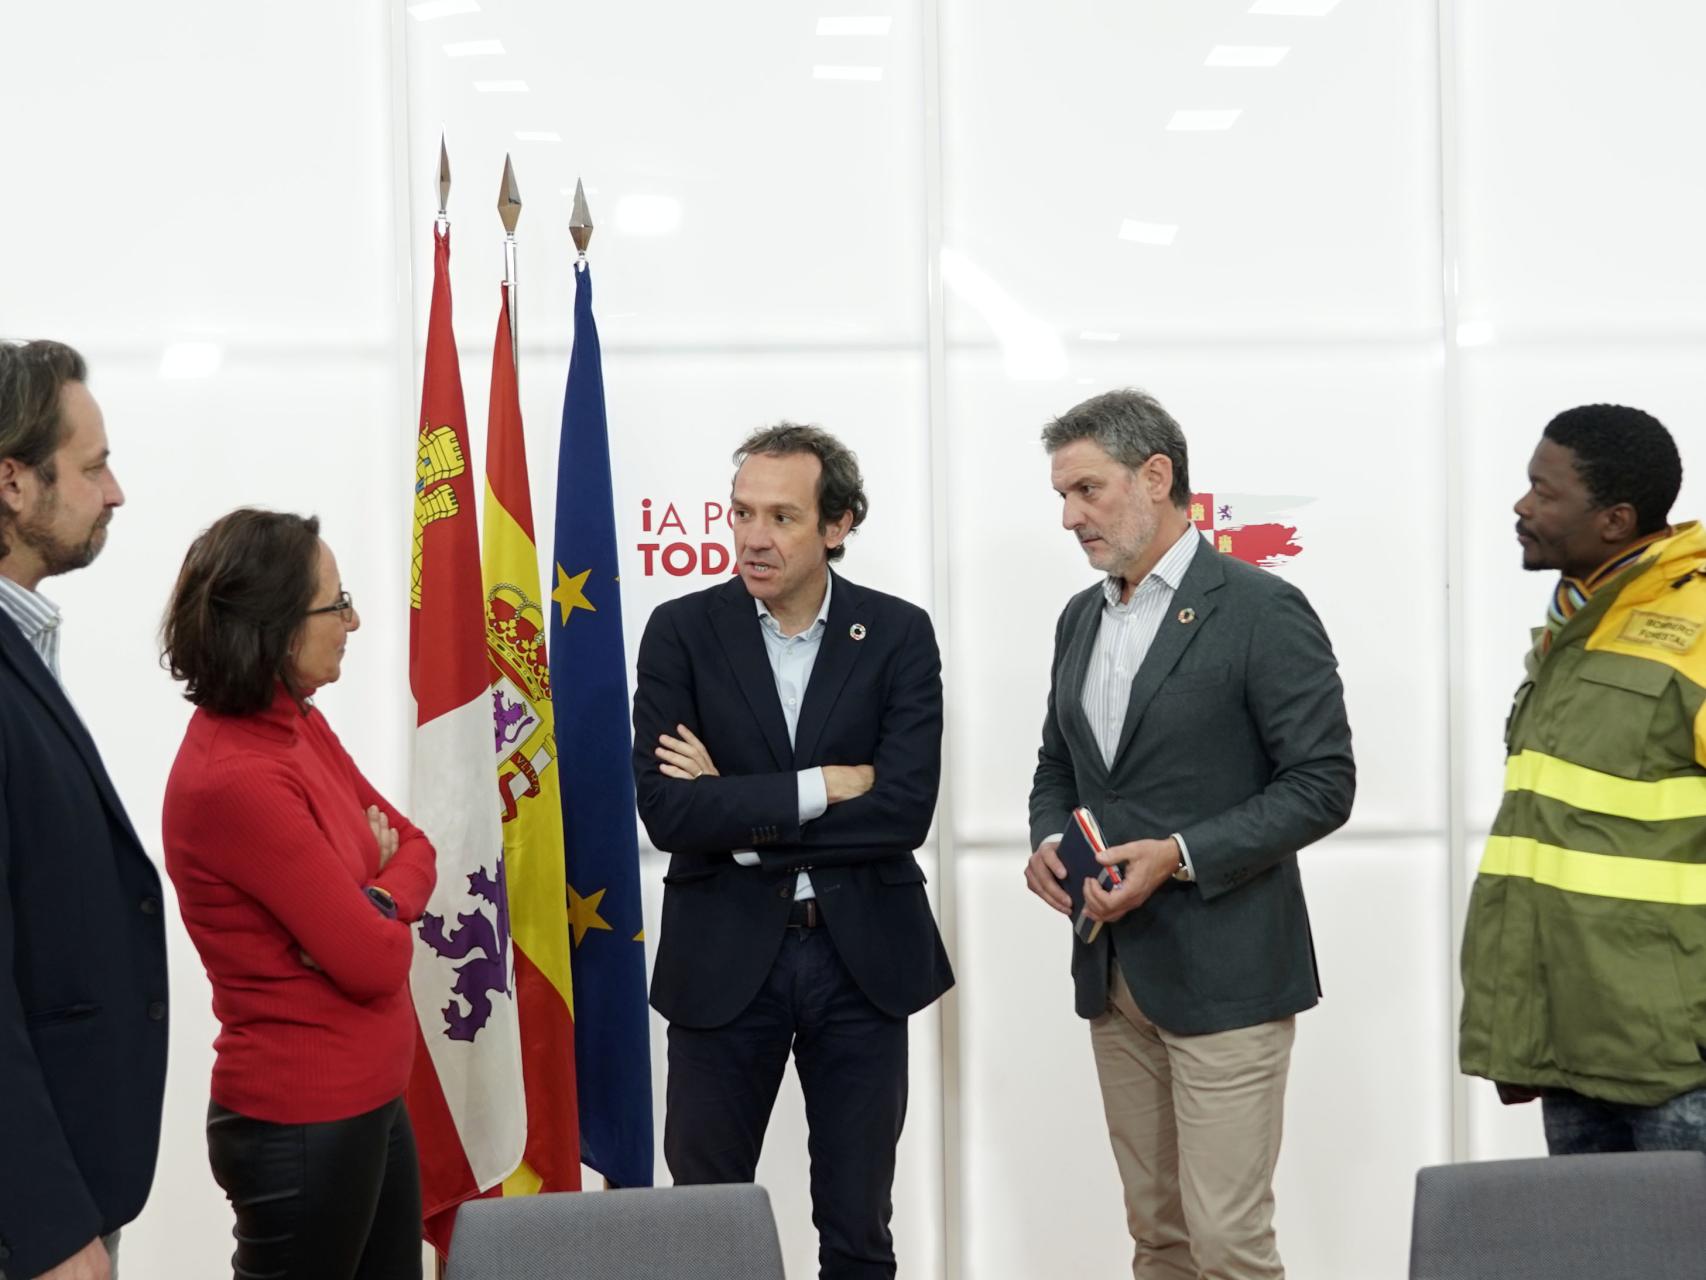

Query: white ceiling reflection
940 0 1442 343
405 0 928 349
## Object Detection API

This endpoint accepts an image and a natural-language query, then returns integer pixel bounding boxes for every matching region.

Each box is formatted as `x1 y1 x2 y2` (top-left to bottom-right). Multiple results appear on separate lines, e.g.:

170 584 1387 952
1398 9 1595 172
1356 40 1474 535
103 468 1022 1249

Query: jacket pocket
877 858 927 886
25 1002 101 1027
1155 662 1230 697
1554 654 1671 777
661 864 723 886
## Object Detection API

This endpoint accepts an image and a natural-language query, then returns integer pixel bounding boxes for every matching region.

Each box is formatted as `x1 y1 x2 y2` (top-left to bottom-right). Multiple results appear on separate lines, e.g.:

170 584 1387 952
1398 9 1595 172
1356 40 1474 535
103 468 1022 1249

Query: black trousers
206 1096 422 1280
665 919 910 1280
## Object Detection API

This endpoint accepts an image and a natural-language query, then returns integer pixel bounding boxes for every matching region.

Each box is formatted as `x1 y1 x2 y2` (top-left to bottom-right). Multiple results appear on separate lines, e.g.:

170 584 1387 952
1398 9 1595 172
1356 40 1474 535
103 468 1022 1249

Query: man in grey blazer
1025 389 1354 1280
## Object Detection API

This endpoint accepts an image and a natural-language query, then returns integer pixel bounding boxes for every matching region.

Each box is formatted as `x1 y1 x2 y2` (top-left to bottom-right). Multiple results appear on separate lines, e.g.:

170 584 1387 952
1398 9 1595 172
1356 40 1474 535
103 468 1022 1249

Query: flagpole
568 176 599 1195
432 132 452 1280
566 175 617 1197
498 154 522 364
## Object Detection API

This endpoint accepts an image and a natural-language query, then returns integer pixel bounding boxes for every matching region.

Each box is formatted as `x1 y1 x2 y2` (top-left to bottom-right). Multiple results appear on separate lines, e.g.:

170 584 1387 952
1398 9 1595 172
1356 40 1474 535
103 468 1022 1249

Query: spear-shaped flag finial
569 178 594 255
497 154 522 236
437 135 452 218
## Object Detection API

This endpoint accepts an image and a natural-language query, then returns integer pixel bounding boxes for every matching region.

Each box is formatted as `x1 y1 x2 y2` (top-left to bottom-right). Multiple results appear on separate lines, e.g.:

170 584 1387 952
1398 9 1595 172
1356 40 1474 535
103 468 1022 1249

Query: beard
14 491 108 577
1089 502 1162 578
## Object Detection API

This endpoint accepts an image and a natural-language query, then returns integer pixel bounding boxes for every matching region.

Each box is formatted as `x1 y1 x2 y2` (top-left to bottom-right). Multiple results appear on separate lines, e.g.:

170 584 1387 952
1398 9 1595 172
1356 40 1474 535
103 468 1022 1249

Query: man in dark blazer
0 341 168 1280
633 422 952 1280
1025 390 1354 1280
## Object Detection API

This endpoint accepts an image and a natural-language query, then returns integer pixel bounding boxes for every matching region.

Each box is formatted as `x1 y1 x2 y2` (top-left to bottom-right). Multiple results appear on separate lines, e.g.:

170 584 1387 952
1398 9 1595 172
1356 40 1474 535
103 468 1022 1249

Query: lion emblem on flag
418 857 514 1042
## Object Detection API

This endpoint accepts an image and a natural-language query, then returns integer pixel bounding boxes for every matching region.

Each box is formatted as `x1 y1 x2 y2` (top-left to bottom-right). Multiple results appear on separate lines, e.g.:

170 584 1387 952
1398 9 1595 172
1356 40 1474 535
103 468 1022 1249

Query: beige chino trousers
1092 966 1294 1280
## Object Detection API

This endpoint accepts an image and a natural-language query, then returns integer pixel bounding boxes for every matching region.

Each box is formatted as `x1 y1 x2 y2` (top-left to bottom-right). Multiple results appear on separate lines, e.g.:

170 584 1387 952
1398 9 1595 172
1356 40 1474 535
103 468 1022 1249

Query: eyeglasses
304 590 355 622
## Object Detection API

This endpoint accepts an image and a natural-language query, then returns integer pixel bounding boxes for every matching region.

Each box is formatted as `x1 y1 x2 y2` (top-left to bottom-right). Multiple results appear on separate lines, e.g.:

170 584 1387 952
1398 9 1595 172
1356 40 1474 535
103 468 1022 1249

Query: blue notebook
1055 806 1123 943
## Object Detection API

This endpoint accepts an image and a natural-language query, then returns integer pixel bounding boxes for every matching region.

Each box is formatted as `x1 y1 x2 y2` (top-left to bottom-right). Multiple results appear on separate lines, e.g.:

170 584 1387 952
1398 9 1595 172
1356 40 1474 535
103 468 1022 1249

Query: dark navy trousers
664 920 909 1280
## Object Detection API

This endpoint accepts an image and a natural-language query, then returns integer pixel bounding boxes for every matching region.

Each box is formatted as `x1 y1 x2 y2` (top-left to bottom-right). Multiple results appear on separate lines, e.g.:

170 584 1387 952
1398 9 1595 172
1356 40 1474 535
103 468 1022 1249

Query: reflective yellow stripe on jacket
1504 749 1706 822
1480 835 1706 906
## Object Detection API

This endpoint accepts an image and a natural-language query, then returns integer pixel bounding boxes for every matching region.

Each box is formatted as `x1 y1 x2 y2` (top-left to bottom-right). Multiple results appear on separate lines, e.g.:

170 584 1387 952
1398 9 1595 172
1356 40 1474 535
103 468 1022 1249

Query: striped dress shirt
0 574 64 684
1081 525 1200 766
1077 524 1201 877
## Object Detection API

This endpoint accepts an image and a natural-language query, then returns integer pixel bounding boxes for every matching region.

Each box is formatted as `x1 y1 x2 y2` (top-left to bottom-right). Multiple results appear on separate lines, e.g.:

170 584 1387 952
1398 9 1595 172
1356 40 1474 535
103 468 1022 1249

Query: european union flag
549 261 654 1188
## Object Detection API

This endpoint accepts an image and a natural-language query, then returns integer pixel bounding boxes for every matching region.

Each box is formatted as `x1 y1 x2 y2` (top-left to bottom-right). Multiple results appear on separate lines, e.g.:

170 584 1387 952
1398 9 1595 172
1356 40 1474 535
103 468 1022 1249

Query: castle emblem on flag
487 583 558 823
418 857 515 1042
411 424 470 608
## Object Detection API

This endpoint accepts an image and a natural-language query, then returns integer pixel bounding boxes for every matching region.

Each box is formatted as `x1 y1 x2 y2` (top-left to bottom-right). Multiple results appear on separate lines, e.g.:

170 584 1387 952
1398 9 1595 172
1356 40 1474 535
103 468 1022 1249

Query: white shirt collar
0 573 62 640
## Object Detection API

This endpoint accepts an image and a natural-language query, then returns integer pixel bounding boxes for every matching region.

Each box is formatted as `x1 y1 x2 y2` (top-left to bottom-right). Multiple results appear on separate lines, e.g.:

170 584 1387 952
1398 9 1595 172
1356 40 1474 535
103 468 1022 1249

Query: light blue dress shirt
730 575 833 899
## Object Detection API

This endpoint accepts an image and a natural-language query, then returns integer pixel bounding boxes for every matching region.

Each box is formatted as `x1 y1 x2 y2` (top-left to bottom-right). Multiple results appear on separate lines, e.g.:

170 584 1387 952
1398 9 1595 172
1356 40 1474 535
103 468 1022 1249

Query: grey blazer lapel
708 582 793 769
1111 536 1224 765
1056 586 1106 774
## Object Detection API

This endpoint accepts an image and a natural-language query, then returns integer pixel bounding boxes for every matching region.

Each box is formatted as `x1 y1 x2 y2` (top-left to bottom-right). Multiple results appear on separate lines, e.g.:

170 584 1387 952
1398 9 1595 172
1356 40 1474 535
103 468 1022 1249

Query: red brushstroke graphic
1189 492 1307 569
1219 523 1303 568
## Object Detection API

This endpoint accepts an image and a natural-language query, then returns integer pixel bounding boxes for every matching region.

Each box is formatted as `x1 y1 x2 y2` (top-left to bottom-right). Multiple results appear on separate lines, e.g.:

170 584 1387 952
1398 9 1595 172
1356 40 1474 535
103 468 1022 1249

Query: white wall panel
1456 1 1706 336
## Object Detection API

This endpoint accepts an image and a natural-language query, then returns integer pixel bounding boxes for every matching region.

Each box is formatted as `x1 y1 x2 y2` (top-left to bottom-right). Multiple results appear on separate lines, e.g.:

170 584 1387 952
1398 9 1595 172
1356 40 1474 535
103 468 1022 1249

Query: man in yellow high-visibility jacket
1461 403 1706 1153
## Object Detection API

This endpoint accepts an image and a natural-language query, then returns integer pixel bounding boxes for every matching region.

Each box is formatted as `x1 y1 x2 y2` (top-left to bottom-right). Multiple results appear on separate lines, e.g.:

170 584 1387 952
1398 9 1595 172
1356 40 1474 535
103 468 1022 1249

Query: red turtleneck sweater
163 685 436 1124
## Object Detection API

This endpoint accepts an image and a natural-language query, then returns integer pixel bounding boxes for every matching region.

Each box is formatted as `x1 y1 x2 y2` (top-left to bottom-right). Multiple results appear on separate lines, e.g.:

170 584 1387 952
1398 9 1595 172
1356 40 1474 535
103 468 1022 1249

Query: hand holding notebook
1054 806 1125 943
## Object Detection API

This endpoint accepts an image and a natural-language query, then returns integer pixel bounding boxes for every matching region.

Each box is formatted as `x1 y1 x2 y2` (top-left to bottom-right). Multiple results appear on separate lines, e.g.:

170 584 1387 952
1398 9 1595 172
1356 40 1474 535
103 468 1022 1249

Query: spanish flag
482 282 582 1199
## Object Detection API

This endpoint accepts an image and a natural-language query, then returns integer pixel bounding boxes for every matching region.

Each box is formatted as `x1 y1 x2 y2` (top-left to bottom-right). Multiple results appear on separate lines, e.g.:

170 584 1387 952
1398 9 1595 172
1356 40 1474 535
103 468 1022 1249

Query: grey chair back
1410 1151 1706 1279
444 1184 787 1280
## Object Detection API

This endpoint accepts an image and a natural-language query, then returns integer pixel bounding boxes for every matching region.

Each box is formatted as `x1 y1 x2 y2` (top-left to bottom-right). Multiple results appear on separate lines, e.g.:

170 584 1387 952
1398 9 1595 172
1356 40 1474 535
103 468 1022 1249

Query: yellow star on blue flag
552 564 597 625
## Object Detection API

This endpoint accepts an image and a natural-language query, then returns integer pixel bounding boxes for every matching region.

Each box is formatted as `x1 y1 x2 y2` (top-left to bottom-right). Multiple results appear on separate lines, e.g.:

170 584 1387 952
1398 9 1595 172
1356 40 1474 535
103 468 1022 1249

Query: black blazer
633 572 953 1029
1030 540 1356 1035
0 613 168 1279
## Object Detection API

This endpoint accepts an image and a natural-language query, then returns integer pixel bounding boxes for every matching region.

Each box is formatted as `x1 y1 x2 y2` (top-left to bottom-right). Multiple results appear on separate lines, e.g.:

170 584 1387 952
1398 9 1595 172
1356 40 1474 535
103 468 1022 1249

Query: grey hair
1041 388 1191 509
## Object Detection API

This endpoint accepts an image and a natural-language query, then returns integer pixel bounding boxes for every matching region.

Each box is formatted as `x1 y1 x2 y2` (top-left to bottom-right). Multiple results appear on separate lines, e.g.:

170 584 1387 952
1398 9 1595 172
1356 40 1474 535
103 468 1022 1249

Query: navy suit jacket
0 612 168 1278
633 571 953 1029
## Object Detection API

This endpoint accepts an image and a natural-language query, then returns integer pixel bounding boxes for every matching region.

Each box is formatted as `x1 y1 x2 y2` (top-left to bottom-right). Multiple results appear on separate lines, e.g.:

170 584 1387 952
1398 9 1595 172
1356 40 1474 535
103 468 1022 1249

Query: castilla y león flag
481 282 581 1200
405 224 527 1250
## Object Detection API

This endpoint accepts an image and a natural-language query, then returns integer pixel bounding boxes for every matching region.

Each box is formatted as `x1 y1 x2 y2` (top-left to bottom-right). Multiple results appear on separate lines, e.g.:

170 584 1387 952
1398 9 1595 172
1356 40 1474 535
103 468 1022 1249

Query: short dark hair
1543 404 1682 536
732 422 868 562
162 509 323 716
0 339 87 557
1041 388 1192 509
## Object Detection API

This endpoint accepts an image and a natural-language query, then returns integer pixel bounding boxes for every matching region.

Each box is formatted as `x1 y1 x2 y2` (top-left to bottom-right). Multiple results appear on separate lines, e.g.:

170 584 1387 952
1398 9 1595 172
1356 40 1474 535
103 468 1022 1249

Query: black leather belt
786 899 821 929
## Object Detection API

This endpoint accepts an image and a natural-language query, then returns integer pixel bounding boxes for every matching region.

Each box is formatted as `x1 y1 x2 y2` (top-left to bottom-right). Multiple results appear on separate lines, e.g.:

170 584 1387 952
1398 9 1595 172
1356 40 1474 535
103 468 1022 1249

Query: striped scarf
1543 527 1672 650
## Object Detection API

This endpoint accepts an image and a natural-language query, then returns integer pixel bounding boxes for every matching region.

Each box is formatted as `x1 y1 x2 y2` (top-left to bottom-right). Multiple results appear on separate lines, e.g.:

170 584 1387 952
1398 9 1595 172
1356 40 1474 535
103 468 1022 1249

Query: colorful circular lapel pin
1177 608 1196 625
849 623 868 641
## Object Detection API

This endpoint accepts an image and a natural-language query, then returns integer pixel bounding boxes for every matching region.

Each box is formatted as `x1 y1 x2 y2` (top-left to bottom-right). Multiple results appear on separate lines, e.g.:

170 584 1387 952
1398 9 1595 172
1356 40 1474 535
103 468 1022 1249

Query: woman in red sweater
161 509 435 1280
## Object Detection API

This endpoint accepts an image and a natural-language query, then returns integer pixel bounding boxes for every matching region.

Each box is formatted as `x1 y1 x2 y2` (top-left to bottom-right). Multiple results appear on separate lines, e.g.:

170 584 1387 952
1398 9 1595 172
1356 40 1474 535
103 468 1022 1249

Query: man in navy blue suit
0 341 167 1280
633 423 952 1280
